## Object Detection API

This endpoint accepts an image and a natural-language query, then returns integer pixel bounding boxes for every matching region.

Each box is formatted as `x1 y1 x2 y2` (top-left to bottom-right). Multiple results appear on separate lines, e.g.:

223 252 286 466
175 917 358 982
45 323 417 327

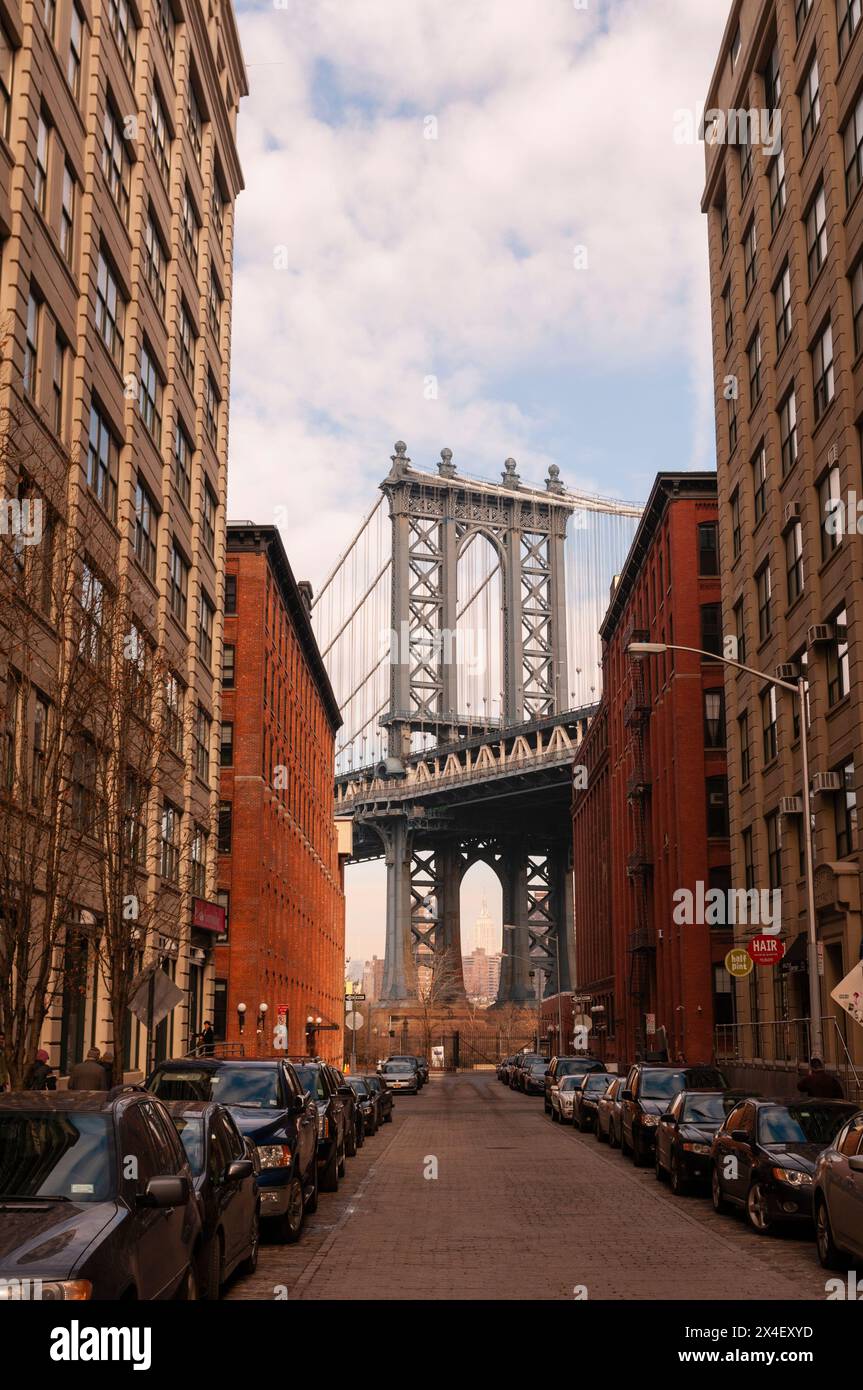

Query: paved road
226 1071 831 1301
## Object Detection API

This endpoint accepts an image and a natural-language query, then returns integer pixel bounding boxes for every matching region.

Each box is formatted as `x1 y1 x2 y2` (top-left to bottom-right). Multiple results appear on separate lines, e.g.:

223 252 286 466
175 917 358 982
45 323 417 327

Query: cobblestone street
226 1073 832 1301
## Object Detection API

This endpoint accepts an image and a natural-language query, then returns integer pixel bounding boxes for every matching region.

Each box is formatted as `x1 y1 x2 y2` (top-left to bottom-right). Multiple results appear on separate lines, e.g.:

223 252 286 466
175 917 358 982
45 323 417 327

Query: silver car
813 1109 863 1268
550 1073 586 1124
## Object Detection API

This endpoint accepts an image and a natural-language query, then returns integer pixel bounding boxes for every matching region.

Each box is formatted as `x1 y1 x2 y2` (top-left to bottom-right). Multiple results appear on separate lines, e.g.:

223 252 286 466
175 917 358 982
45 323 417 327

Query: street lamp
627 639 822 1061
236 1001 247 1036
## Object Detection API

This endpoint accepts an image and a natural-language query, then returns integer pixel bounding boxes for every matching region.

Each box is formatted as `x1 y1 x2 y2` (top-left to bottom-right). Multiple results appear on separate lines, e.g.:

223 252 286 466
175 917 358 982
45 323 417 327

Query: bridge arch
456 530 503 723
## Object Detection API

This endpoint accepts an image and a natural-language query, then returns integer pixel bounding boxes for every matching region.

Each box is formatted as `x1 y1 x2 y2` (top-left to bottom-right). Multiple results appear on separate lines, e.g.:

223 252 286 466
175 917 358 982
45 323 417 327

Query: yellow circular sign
725 947 754 979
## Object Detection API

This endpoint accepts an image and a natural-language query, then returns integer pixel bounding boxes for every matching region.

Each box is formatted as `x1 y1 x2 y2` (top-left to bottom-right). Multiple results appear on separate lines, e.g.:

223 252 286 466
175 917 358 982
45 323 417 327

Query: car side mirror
848 1155 863 1173
660 1113 676 1125
621 1089 633 1101
338 1085 354 1098
139 1175 187 1208
730 1129 750 1143
227 1158 254 1182
294 1092 309 1114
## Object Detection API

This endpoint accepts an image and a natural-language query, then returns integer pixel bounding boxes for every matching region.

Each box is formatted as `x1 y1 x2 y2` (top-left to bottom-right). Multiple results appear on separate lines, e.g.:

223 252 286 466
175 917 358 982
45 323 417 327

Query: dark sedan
654 1091 749 1194
346 1076 378 1135
711 1097 858 1234
573 1072 615 1132
0 1090 200 1300
620 1064 728 1166
364 1073 393 1122
523 1061 549 1096
163 1100 259 1298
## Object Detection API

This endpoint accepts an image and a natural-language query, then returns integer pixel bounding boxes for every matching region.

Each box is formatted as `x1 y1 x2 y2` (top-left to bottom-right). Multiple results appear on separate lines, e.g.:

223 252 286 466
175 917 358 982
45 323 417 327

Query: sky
226 0 733 965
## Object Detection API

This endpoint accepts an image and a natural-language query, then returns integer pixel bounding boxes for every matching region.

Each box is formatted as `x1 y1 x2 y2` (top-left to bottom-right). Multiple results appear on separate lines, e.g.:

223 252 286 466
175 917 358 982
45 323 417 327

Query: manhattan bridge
312 442 642 1005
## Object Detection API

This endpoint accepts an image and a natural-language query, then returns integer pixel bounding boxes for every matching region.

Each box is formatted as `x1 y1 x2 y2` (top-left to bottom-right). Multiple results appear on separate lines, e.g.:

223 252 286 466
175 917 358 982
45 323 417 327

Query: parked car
345 1075 378 1135
596 1075 626 1145
654 1090 750 1194
524 1060 549 1096
544 1056 606 1115
813 1109 863 1268
550 1073 589 1124
710 1097 857 1234
510 1053 544 1090
163 1100 259 1298
620 1064 728 1166
384 1055 427 1087
380 1060 419 1094
364 1073 394 1122
573 1072 615 1132
147 1057 318 1244
498 1056 516 1083
332 1067 365 1152
0 1089 200 1300
292 1060 350 1191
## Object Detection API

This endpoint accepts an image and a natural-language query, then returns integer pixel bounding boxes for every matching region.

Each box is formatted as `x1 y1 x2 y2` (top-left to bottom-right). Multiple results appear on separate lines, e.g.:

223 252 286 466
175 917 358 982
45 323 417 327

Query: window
156 0 175 61
845 92 863 204
762 686 778 763
766 811 782 888
225 573 237 614
198 592 214 666
150 87 170 188
838 0 862 61
205 372 219 448
68 6 83 99
740 118 753 197
785 520 804 602
698 522 718 576
704 689 725 749
44 0 56 43
706 778 729 838
730 23 741 70
757 563 772 641
72 737 99 834
835 760 857 859
743 219 757 297
165 673 184 754
727 393 738 453
60 162 75 264
774 263 791 352
700 603 722 658
764 40 782 110
806 184 827 284
35 114 49 214
108 0 136 81
222 644 235 689
134 477 158 581
752 444 767 523
138 342 163 440
769 147 786 229
174 419 192 506
181 182 199 266
191 826 207 897
779 388 798 476
792 649 810 740
220 722 233 767
87 402 118 519
827 607 849 705
743 826 756 889
31 694 49 804
160 801 181 883
208 270 222 338
178 301 195 387
812 321 834 421
169 544 189 627
202 484 216 556
218 801 232 854
853 259 863 355
819 464 843 557
748 330 763 405
801 58 820 156
143 213 167 315
739 711 751 783
124 771 147 865
0 20 13 143
797 0 813 35
188 83 203 165
719 197 729 256
194 705 211 781
52 332 66 438
23 290 39 396
211 183 225 248
80 562 106 666
102 102 131 222
1 673 20 791
722 281 732 349
730 489 741 560
95 250 125 367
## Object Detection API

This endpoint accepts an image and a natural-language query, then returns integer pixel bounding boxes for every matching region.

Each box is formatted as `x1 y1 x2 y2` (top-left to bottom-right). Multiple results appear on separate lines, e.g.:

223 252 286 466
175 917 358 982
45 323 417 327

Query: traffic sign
345 993 366 1001
747 935 786 967
725 947 754 978
345 1011 364 1031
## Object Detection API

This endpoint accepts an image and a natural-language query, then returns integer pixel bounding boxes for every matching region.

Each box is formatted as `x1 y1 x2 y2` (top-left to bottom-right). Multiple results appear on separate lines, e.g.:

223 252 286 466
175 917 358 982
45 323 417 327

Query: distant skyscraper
474 898 498 955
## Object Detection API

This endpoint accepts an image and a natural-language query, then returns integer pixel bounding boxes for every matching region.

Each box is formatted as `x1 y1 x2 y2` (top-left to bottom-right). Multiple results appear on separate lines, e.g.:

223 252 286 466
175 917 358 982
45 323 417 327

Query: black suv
620 1064 728 1166
544 1056 606 1114
0 1089 201 1300
147 1057 317 1243
291 1059 350 1191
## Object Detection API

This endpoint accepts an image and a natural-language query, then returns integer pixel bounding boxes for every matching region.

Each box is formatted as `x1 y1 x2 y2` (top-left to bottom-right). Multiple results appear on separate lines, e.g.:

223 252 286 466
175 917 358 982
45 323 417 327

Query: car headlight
771 1167 812 1188
682 1143 711 1155
0 1279 92 1301
641 1113 659 1126
257 1143 293 1168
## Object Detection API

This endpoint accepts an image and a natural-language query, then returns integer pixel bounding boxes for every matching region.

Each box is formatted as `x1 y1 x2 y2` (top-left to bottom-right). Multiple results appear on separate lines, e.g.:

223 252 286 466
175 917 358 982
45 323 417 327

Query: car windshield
172 1115 205 1175
758 1105 851 1146
529 1064 547 1075
348 1079 368 1096
640 1070 687 1099
383 1063 413 1074
294 1067 327 1100
0 1111 114 1202
364 1077 381 1092
682 1094 729 1123
150 1066 282 1109
389 1057 417 1065
584 1074 610 1093
559 1075 586 1092
556 1059 590 1076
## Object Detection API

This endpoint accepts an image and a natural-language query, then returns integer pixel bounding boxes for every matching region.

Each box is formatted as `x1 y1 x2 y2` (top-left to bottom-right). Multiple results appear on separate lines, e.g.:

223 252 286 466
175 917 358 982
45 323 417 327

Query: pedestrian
100 1051 115 1087
199 1020 215 1056
797 1055 844 1099
24 1049 56 1090
68 1047 109 1090
0 1033 8 1093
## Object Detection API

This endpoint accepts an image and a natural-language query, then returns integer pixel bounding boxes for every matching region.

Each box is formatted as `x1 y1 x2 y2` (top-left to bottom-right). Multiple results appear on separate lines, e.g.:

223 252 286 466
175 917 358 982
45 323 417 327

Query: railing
336 744 576 807
184 1042 246 1059
714 1016 862 1102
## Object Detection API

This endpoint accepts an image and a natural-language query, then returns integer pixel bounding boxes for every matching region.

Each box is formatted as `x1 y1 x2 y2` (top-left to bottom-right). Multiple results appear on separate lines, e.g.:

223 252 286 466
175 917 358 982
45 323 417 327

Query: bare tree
415 949 465 1061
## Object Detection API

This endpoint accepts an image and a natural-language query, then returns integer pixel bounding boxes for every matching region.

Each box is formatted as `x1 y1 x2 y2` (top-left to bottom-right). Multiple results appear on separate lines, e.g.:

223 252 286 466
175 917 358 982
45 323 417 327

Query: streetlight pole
500 950 552 1052
626 641 822 1062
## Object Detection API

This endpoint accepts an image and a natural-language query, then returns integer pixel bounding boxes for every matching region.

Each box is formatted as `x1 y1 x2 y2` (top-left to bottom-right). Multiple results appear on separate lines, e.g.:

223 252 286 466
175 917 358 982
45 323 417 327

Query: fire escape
623 624 654 1059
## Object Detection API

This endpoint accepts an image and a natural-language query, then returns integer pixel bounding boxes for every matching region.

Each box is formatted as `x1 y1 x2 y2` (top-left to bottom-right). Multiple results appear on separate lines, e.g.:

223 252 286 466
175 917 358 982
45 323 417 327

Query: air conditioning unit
780 795 803 816
783 500 801 527
807 624 834 647
827 441 839 466
776 663 798 681
812 771 842 795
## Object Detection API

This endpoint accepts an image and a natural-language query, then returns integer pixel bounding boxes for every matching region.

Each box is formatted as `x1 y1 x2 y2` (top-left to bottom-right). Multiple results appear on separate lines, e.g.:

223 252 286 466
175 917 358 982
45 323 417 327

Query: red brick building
215 524 346 1063
572 474 733 1067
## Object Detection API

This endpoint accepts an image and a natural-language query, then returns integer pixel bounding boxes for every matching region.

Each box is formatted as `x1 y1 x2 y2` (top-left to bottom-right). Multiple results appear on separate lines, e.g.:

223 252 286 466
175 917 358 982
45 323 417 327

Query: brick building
0 0 246 1079
572 474 732 1067
701 0 863 1079
215 523 346 1064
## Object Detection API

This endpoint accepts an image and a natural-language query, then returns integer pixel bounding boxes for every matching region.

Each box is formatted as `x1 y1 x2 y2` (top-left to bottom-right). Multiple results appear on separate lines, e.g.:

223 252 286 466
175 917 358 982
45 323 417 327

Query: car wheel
670 1154 688 1197
337 1142 346 1179
544 1099 551 1114
711 1165 728 1214
746 1182 772 1235
201 1232 223 1300
632 1131 646 1167
551 1106 559 1122
346 1124 357 1158
609 1120 619 1150
320 1144 339 1192
305 1154 319 1214
356 1121 365 1149
579 1112 590 1134
273 1173 305 1243
815 1196 842 1270
655 1144 665 1181
597 1119 608 1144
238 1210 260 1277
179 1263 198 1301
384 1109 393 1123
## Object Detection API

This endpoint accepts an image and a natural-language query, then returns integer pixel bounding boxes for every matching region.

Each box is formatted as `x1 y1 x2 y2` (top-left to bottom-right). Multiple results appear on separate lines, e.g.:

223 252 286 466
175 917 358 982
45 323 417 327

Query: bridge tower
374 443 576 1005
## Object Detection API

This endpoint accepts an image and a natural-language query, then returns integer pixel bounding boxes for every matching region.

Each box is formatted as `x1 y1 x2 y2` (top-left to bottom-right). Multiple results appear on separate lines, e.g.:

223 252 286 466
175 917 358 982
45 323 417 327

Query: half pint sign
747 935 786 967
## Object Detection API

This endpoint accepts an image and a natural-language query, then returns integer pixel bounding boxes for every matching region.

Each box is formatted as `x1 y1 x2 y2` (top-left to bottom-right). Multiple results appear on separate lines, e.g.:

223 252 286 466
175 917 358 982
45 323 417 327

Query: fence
715 1016 862 1103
